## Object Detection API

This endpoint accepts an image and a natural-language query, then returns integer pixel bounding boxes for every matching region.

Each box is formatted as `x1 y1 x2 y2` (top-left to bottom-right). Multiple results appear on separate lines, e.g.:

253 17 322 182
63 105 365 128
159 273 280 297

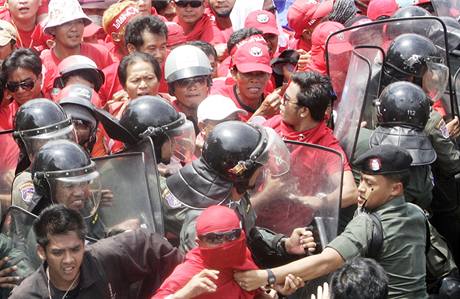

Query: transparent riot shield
93 149 163 236
252 141 343 250
431 0 460 19
122 138 164 235
326 17 458 117
0 130 19 216
1 206 40 269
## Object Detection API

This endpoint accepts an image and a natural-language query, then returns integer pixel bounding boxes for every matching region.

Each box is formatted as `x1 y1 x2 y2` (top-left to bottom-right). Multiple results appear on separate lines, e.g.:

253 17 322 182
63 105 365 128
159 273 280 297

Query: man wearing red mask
153 205 303 299
40 0 114 98
173 0 220 44
2 0 51 52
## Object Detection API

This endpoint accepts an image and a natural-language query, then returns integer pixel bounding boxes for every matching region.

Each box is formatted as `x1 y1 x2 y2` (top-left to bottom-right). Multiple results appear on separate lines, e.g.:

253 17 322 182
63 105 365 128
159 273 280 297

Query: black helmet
202 121 290 189
13 98 76 159
386 6 432 39
31 140 100 218
381 33 448 100
377 81 431 129
59 85 99 152
119 95 196 164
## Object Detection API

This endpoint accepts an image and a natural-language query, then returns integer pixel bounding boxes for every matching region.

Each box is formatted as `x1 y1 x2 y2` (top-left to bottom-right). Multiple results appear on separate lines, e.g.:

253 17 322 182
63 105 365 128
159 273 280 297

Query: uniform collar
372 195 406 213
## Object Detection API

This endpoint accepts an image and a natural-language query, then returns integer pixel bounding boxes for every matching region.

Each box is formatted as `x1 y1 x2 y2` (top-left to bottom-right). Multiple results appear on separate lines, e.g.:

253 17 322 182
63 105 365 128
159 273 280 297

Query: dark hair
227 28 263 54
33 204 87 248
2 48 42 79
386 170 410 188
118 52 162 87
124 15 168 49
187 40 217 60
291 71 335 122
330 257 388 299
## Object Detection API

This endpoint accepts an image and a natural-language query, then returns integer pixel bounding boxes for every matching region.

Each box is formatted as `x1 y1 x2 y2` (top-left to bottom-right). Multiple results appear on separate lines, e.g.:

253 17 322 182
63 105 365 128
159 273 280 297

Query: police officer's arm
234 247 344 291
0 234 35 289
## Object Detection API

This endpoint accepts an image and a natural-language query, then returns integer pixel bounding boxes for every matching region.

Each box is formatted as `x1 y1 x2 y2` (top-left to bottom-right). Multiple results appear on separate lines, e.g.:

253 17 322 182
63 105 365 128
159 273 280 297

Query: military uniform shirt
328 196 428 299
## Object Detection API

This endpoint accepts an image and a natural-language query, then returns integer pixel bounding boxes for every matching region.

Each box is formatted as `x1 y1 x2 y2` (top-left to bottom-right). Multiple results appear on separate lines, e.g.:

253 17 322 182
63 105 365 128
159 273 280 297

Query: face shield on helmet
44 163 101 219
256 127 291 177
422 61 449 101
15 119 77 159
140 112 196 164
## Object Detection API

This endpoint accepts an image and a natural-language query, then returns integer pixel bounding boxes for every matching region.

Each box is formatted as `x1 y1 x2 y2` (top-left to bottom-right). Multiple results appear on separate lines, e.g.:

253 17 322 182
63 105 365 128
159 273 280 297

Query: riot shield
93 149 163 235
1 206 40 269
252 141 343 250
122 138 164 235
326 17 457 117
431 0 460 18
0 130 19 216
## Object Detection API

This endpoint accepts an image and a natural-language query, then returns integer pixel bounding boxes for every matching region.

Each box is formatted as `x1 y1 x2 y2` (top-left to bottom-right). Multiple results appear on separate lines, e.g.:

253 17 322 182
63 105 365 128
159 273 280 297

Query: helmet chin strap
359 187 374 212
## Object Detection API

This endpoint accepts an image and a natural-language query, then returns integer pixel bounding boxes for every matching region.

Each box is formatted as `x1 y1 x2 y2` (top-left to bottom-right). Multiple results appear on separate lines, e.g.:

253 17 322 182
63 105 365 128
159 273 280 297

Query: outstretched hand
285 228 316 255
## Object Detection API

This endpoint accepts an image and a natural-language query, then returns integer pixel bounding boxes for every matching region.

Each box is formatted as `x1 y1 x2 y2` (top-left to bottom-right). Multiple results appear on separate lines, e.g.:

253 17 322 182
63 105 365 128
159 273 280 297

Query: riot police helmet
381 33 448 100
202 121 290 190
377 81 431 129
31 140 101 219
119 95 196 164
385 6 432 39
13 98 77 159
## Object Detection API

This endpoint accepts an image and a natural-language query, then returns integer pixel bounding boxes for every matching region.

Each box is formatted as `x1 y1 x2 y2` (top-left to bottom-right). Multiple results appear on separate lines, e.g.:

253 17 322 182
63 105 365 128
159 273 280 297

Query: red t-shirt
99 62 122 107
174 14 222 45
205 9 233 44
0 102 20 173
40 43 114 98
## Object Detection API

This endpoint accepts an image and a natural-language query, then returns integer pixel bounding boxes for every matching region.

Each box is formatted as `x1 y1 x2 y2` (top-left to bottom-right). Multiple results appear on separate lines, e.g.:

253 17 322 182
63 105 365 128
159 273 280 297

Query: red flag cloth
152 206 258 299
174 14 218 44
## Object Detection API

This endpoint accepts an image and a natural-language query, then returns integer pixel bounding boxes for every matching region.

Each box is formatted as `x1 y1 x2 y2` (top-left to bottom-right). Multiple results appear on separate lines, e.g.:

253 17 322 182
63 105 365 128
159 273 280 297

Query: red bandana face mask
200 235 246 269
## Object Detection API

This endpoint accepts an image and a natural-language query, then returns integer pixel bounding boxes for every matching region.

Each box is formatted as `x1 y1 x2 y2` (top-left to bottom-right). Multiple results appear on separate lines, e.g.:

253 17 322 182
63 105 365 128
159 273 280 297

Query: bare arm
339 171 358 208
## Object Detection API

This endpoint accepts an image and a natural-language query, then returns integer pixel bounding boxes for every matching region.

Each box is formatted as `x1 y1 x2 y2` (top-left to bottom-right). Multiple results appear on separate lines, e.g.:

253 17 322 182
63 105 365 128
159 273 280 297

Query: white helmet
164 45 212 83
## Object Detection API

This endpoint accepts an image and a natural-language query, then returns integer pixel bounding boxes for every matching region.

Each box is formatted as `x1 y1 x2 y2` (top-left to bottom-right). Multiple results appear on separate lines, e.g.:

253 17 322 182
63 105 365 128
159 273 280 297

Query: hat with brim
44 0 92 34
353 144 413 175
0 20 17 46
232 41 272 74
369 125 437 166
197 95 247 123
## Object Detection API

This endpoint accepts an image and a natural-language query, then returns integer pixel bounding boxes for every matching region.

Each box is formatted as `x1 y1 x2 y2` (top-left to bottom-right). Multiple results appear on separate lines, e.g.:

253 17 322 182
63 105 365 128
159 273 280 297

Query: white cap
197 95 247 123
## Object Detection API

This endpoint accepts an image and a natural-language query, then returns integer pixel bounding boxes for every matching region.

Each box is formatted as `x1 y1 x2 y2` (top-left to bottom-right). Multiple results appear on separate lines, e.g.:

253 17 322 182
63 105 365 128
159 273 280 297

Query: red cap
287 0 333 39
230 34 267 56
196 206 240 235
311 21 352 55
166 22 186 47
367 0 399 20
244 10 279 36
83 23 104 38
232 41 272 74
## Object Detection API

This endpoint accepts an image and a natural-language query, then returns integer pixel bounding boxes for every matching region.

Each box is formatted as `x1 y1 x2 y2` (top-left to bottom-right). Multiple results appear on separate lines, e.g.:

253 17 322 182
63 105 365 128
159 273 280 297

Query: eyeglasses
281 93 299 106
198 228 242 245
175 0 203 8
6 78 36 92
175 76 207 88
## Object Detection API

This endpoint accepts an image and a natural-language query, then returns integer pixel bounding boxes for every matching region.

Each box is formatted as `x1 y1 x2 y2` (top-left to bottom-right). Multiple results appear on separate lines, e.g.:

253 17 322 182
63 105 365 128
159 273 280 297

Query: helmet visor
49 171 101 219
22 124 77 158
166 116 196 163
256 127 290 177
423 62 449 101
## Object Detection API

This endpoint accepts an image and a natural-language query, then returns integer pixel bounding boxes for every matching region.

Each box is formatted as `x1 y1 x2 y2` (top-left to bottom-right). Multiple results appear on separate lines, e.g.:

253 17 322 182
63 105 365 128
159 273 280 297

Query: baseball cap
232 41 272 74
244 10 279 36
44 0 92 34
367 0 399 20
83 23 104 38
287 0 333 39
0 20 17 46
197 95 247 123
311 21 352 55
166 22 186 48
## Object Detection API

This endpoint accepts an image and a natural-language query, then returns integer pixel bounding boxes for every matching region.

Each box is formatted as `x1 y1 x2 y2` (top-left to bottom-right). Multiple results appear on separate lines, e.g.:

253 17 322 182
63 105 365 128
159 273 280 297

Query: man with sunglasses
164 44 213 132
173 0 221 44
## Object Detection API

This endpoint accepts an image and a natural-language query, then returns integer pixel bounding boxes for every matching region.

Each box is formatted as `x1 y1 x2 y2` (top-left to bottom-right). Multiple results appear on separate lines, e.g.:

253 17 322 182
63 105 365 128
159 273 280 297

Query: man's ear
126 43 136 54
390 181 404 197
37 245 46 261
230 67 238 80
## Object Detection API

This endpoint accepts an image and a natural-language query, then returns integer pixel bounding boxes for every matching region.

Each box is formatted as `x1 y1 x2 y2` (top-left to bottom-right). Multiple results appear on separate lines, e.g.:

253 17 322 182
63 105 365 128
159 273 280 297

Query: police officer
162 121 315 268
234 145 429 298
11 99 77 211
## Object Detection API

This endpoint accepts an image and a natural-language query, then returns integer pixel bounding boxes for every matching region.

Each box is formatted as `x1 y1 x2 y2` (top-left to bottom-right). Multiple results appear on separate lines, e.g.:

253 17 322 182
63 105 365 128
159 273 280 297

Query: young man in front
10 204 182 298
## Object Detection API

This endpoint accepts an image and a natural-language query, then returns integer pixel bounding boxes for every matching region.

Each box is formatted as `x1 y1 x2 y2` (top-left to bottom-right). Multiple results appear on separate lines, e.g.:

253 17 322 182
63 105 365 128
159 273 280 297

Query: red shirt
0 102 20 172
210 83 253 122
41 43 114 98
206 9 233 44
99 62 122 107
174 14 222 45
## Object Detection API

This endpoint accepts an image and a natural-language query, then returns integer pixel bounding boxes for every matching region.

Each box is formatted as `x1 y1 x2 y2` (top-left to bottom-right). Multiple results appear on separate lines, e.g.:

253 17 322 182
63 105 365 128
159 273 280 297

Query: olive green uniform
328 196 428 299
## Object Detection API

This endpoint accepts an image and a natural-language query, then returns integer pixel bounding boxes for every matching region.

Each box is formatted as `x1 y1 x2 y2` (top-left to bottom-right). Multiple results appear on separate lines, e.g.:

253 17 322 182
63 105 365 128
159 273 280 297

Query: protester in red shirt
0 20 17 64
166 21 187 49
173 0 221 44
3 0 51 52
152 205 259 299
41 0 113 98
210 40 279 122
264 71 357 208
102 1 141 62
244 10 279 57
206 0 235 46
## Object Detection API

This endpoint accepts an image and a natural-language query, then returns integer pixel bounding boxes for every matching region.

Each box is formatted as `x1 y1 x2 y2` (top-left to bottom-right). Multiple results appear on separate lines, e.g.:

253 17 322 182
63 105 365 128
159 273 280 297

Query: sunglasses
199 228 242 245
6 78 36 92
175 75 207 88
175 0 203 8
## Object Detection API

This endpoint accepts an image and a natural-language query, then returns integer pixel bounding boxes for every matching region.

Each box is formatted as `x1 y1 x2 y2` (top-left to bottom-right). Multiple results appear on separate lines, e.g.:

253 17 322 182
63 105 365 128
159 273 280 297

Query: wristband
266 269 276 285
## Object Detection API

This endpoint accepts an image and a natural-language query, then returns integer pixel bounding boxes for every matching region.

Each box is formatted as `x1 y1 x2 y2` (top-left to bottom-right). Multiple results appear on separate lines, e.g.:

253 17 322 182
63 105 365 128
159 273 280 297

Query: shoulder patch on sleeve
164 190 182 209
19 182 35 205
437 120 450 139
